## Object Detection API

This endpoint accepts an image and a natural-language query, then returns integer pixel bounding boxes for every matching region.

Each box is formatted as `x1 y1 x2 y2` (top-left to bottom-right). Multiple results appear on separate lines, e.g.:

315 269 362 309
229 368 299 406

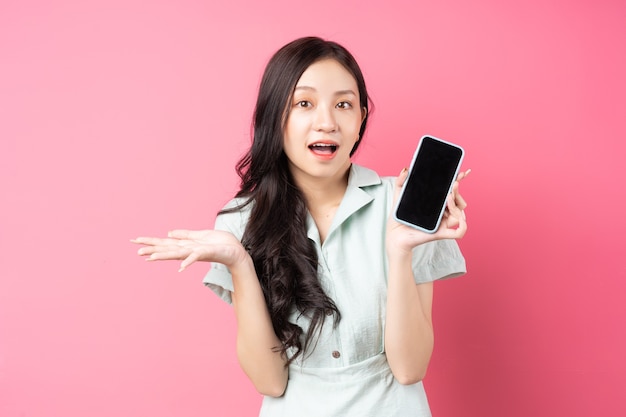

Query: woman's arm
132 230 288 396
384 253 434 385
383 169 469 384
228 256 288 397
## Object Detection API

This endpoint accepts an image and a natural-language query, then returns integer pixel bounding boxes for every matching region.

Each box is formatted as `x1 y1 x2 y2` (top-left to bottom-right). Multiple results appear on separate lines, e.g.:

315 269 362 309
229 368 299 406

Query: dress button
332 350 341 358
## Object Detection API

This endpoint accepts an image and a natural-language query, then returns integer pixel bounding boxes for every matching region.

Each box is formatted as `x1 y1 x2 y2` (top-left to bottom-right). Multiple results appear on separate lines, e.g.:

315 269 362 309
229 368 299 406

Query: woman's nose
313 105 337 132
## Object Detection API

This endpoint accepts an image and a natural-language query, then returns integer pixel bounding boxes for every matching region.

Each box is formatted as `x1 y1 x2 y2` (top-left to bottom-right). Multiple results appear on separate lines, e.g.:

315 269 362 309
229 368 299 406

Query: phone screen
395 136 464 232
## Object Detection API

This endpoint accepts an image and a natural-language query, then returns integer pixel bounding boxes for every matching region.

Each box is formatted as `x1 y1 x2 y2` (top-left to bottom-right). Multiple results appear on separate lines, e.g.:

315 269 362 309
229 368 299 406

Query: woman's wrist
386 243 413 265
385 234 414 257
229 250 255 277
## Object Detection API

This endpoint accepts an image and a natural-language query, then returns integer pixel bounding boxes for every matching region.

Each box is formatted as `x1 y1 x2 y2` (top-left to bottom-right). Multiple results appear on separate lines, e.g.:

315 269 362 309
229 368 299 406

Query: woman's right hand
131 229 249 272
386 168 470 255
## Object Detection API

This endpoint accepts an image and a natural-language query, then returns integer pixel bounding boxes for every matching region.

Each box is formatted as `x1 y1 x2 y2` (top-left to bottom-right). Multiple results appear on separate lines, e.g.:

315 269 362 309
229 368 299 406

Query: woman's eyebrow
335 89 357 96
294 86 357 96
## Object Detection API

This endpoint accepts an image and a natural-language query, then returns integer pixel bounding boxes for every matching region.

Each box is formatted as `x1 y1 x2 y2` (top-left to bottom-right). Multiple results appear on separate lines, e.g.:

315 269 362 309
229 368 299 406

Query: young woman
133 36 469 416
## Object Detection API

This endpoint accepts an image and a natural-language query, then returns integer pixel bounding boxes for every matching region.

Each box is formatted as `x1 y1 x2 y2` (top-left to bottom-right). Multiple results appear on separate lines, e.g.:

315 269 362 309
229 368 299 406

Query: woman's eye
337 101 352 109
296 100 311 108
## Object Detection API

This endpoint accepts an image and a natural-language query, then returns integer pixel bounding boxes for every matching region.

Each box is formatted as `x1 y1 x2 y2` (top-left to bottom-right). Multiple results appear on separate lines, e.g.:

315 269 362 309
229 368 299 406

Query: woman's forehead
295 59 358 92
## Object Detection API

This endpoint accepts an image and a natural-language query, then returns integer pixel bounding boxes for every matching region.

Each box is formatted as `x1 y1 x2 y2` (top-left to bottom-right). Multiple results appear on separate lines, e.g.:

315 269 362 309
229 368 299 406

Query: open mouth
309 143 338 155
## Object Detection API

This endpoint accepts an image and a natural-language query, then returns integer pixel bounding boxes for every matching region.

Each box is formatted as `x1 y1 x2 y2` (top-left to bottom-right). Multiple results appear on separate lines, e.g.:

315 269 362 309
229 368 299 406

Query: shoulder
213 197 253 241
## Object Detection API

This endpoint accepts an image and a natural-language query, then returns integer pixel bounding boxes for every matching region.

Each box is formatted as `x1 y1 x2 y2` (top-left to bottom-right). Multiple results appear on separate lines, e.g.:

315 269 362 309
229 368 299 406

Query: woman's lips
308 143 338 160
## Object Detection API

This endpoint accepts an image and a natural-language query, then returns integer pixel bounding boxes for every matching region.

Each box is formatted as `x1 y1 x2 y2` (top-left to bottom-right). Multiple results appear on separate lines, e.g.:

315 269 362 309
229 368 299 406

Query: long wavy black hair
221 37 371 365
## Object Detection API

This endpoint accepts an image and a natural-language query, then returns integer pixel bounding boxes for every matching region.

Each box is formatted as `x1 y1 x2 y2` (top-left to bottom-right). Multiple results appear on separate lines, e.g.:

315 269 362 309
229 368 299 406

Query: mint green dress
204 164 466 417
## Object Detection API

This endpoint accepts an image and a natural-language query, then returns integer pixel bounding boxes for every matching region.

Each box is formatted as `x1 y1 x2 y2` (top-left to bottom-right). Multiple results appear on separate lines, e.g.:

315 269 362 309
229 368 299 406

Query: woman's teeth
309 144 337 153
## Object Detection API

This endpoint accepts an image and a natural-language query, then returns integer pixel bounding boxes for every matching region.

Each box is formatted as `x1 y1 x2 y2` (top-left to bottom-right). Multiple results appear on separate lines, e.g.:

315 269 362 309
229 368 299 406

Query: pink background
2 0 625 416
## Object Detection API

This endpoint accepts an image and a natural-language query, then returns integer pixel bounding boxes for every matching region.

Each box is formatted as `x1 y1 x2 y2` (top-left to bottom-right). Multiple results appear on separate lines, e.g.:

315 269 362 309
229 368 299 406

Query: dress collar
307 164 382 245
347 163 382 188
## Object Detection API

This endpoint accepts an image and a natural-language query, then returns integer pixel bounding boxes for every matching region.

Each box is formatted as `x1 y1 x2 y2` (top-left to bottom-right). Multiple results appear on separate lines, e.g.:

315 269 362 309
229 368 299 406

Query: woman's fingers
455 192 467 210
390 167 409 207
133 230 246 271
168 229 209 240
398 167 409 183
136 242 182 256
451 182 468 210
444 193 460 228
168 229 191 239
395 167 409 190
444 217 467 239
457 168 471 181
132 237 161 245
431 191 467 240
450 169 470 210
144 246 190 260
440 193 467 238
132 236 181 247
179 251 201 272
133 231 203 245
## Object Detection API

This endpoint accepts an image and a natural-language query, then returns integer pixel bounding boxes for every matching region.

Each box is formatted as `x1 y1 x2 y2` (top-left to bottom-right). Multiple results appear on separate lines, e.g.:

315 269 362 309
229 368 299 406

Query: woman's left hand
131 229 249 273
386 168 470 254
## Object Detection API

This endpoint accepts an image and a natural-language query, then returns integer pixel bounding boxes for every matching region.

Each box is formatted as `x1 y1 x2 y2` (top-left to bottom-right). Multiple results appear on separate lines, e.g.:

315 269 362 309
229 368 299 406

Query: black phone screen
395 136 463 231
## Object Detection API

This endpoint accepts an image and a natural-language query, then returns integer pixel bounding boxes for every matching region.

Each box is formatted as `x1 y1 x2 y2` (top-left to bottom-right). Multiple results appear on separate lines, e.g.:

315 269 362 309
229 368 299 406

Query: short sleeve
411 239 467 284
202 199 249 305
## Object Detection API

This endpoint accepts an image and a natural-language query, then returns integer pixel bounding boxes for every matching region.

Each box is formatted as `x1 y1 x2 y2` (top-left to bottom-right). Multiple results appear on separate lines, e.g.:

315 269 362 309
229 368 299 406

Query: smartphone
394 135 465 233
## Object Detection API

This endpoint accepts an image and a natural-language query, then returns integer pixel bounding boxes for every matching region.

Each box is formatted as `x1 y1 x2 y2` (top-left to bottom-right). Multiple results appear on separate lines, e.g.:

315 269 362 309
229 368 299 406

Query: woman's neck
294 166 350 207
293 165 351 243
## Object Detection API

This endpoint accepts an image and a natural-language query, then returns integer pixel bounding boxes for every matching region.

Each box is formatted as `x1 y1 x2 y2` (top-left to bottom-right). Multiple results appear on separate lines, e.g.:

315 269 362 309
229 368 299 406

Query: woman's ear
361 107 368 123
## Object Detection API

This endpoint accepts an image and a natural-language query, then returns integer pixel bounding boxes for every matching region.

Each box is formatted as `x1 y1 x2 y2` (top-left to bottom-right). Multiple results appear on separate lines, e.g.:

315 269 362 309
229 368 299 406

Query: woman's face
283 59 366 186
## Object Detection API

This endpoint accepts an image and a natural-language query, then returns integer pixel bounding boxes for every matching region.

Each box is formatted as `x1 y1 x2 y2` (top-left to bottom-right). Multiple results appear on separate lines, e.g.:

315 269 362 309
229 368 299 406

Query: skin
132 58 470 394
283 59 366 241
384 168 469 384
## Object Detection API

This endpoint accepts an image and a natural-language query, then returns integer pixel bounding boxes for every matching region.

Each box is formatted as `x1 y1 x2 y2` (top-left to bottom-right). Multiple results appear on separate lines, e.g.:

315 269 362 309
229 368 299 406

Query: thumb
179 251 200 272
168 229 191 239
393 167 409 201
169 229 208 240
396 167 409 187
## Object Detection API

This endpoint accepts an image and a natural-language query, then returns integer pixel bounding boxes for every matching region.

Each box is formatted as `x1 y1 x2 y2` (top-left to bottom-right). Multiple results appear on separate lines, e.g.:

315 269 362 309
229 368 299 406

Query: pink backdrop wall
2 0 625 416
